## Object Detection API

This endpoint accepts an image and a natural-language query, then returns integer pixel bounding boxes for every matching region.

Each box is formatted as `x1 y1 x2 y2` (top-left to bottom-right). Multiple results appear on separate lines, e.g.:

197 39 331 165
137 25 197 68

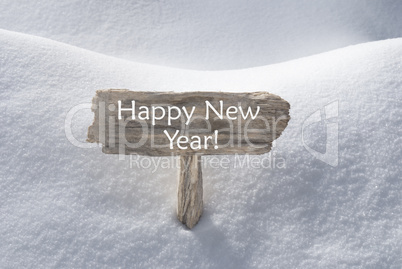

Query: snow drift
1 0 402 69
0 28 401 268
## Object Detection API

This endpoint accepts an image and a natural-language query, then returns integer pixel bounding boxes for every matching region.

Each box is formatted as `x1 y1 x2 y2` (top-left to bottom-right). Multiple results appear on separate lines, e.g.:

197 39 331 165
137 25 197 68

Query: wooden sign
87 89 290 228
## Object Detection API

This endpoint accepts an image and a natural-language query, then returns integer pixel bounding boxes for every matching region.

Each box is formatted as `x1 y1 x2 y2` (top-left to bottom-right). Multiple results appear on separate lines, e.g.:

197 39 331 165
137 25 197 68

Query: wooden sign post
87 89 290 228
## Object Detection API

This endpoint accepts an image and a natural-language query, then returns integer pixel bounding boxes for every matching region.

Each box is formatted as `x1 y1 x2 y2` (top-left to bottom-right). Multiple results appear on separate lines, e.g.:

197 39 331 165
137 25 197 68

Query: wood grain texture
87 89 290 156
87 89 290 229
177 155 203 229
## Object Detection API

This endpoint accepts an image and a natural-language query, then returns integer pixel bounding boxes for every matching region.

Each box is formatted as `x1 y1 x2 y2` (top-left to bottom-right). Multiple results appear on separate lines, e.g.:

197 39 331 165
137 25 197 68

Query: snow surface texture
1 0 402 69
0 2 402 269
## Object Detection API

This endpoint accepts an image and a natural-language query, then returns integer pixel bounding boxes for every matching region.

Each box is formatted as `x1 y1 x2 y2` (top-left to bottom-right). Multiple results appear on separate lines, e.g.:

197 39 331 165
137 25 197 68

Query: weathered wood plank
87 89 290 156
87 89 291 229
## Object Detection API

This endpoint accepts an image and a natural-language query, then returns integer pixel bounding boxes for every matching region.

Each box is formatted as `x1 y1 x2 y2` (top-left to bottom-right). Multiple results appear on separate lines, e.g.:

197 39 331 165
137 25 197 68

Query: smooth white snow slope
1 0 402 69
0 28 401 268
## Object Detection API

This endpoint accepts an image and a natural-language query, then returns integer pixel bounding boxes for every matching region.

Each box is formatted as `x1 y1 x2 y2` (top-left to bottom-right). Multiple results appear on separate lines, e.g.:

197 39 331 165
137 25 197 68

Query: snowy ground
0 1 401 268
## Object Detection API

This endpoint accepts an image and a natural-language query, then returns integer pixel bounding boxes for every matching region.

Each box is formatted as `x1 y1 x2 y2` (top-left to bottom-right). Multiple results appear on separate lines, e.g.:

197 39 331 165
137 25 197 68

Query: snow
0 1 402 268
1 0 402 69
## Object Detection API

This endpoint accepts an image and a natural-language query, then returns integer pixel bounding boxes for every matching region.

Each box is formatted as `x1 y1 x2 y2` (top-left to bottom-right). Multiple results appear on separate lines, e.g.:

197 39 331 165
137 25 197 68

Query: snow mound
0 29 401 268
1 1 402 69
